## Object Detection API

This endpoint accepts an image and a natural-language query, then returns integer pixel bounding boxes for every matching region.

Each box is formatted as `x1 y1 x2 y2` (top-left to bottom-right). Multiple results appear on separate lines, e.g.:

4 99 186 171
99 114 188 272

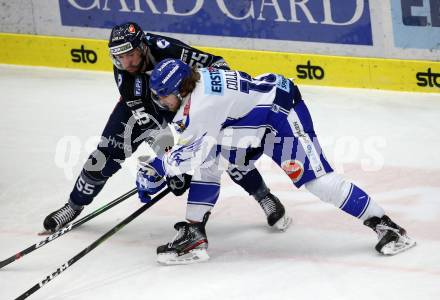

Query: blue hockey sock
339 184 371 219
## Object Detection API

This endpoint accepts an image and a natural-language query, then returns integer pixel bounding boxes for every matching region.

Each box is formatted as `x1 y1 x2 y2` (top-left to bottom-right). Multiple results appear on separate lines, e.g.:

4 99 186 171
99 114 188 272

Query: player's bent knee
304 172 351 207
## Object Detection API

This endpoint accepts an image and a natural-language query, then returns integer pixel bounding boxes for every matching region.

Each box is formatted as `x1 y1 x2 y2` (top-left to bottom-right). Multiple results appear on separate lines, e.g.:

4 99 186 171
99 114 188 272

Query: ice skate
257 193 291 231
157 213 210 265
43 201 83 233
364 215 416 256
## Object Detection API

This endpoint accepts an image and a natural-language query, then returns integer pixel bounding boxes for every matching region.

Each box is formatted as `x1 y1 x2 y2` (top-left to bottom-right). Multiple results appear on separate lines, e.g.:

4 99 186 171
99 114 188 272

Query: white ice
0 65 439 300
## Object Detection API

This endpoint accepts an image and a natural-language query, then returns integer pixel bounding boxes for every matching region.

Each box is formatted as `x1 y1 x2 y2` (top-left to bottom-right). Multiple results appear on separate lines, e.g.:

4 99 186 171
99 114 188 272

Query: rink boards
0 33 438 93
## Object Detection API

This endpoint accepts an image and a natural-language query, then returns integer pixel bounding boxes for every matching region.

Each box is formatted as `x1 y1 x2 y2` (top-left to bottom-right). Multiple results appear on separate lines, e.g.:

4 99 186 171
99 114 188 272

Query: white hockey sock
304 173 384 221
186 204 212 222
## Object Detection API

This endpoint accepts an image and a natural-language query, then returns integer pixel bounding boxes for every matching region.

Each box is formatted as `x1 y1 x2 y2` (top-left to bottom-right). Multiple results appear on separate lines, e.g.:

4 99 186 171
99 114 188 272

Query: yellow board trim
1 33 439 93
0 33 111 71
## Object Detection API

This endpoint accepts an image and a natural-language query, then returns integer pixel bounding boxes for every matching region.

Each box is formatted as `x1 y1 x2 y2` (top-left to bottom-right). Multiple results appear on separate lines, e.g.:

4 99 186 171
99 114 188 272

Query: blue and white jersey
162 68 296 176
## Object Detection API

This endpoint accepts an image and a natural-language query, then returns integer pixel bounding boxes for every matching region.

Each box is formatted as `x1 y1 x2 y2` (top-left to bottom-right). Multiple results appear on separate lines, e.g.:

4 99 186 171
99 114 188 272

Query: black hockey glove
166 174 192 196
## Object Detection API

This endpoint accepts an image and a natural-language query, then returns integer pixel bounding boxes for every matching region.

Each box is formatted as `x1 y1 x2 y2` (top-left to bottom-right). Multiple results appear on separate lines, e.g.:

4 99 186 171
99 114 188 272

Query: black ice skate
157 213 210 265
257 193 291 231
43 202 83 233
364 215 416 256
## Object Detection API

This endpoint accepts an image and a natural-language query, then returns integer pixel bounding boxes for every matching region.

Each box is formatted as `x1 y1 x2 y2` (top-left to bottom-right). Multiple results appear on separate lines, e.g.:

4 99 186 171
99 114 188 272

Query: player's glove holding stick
136 156 167 203
136 156 192 202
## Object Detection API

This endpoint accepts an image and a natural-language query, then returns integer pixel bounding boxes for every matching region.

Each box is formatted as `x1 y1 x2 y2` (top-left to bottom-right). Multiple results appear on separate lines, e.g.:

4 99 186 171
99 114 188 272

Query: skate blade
157 248 210 265
38 230 52 236
272 215 292 232
381 236 417 256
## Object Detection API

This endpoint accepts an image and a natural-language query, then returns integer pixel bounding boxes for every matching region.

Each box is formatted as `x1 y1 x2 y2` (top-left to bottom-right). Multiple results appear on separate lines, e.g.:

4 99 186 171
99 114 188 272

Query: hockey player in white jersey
136 58 416 265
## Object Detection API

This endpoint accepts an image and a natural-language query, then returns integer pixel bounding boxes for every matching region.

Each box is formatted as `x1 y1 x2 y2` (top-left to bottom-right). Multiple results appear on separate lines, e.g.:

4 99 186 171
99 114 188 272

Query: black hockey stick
0 188 137 270
15 187 170 300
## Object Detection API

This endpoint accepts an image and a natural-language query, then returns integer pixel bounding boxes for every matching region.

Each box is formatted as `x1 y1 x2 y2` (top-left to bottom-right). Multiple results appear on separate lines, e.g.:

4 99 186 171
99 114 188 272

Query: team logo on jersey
156 39 170 49
281 160 304 183
167 133 206 167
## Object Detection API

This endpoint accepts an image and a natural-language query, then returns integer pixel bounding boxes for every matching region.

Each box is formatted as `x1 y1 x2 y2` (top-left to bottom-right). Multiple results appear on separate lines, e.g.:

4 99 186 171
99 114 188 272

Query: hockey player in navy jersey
43 23 290 233
137 58 416 264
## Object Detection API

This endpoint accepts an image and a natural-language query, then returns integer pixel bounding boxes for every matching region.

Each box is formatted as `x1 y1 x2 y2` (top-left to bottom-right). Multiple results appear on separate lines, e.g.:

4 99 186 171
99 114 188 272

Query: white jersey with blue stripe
163 68 291 176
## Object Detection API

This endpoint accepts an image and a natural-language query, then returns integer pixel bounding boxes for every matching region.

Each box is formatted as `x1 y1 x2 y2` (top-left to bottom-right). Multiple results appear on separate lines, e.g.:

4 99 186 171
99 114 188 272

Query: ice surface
0 65 439 300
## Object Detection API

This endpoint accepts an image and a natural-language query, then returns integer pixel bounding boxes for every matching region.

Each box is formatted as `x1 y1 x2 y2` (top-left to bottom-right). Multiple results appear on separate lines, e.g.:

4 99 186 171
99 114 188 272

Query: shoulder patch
201 68 224 95
276 75 290 93
156 39 170 49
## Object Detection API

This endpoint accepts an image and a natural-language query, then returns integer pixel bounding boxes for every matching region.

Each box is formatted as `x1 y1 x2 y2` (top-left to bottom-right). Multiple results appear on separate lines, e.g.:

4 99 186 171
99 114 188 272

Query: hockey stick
15 187 170 300
0 188 137 270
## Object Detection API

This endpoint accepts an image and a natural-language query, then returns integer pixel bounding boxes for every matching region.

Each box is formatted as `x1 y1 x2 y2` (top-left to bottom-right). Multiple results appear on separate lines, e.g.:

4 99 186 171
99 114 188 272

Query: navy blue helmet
108 22 146 69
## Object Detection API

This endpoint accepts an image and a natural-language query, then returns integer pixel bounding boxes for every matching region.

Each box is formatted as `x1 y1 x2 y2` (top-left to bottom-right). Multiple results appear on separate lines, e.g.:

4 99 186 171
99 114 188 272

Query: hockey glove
166 174 192 196
136 169 166 203
136 155 166 203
